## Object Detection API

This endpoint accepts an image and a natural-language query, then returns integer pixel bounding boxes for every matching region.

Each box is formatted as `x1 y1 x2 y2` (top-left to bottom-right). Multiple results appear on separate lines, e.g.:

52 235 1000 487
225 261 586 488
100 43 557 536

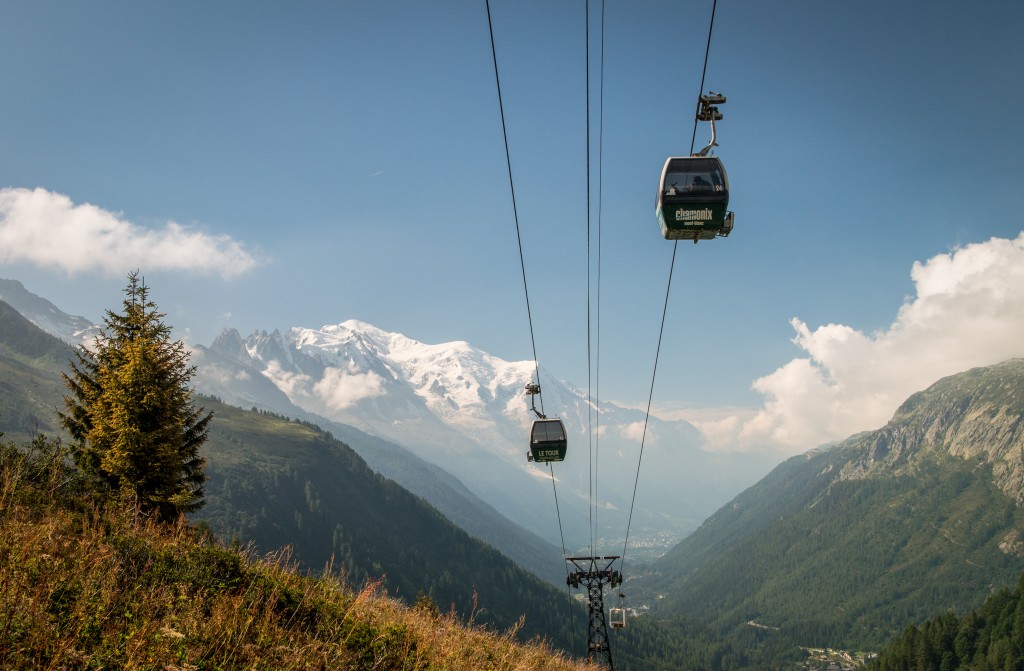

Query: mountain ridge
836 359 1024 502
637 358 1024 653
0 278 98 347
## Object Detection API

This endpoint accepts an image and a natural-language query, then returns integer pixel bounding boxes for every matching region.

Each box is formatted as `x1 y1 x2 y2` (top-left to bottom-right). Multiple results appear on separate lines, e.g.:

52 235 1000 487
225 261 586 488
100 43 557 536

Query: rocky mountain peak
839 359 1024 503
209 328 245 357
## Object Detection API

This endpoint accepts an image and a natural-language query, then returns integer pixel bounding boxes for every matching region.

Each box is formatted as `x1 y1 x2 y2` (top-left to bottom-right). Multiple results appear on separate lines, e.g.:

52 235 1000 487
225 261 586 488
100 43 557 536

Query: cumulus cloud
262 359 387 414
703 233 1024 455
262 360 314 403
313 363 387 411
0 187 259 278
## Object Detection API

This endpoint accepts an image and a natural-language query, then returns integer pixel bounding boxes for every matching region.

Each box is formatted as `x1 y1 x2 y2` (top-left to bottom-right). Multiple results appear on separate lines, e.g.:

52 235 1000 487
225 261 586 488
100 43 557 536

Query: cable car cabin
528 418 567 463
656 156 734 241
609 607 626 629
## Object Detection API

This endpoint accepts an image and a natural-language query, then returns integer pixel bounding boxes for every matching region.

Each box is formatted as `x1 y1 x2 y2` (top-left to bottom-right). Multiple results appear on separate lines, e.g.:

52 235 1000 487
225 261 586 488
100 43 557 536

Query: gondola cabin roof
656 156 733 241
528 418 567 463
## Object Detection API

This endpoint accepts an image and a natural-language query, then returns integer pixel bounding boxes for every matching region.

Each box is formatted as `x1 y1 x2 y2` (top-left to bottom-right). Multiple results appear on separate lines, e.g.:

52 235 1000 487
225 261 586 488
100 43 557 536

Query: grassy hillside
0 438 598 670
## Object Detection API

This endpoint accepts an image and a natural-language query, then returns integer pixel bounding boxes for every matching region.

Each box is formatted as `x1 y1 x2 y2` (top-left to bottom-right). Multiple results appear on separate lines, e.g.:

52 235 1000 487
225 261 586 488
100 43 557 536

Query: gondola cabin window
662 158 726 196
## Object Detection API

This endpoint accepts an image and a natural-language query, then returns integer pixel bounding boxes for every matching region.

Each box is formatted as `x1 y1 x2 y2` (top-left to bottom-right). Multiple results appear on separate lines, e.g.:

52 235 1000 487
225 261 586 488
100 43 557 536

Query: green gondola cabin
528 418 567 463
656 156 734 241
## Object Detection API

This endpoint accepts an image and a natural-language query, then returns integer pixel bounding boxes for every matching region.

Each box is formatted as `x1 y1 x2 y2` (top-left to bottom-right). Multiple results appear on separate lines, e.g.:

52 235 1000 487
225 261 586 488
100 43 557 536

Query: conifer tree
59 272 211 519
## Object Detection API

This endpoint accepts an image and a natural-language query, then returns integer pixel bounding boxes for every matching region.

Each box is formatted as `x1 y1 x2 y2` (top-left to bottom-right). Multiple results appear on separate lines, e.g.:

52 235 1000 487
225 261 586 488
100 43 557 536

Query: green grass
0 439 599 671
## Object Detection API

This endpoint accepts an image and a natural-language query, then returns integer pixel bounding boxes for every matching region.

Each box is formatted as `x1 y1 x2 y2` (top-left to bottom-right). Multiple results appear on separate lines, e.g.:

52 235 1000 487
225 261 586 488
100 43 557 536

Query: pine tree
59 272 211 520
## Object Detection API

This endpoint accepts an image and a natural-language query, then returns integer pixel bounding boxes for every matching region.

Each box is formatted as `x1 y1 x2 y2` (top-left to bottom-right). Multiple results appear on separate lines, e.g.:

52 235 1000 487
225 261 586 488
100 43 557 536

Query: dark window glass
664 158 725 196
533 420 565 443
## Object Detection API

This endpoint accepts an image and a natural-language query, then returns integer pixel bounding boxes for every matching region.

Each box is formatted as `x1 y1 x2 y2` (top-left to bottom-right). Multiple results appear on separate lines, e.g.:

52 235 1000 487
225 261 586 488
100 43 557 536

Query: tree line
870 571 1024 671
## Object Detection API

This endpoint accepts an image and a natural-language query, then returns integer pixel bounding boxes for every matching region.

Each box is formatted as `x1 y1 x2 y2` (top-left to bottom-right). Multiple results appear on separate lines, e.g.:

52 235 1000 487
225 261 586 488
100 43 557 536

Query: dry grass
0 443 599 671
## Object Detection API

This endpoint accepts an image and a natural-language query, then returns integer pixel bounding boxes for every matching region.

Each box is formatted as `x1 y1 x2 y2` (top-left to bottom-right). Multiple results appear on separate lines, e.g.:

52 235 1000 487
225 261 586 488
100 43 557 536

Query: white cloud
262 359 386 414
706 232 1024 455
314 363 387 411
0 187 259 278
617 420 649 443
262 360 314 403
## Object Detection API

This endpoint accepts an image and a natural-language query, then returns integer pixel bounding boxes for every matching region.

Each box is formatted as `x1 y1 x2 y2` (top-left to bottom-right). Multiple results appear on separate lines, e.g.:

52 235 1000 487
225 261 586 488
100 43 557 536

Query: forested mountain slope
871 571 1024 670
0 300 71 439
195 397 585 646
638 360 1024 652
193 338 567 586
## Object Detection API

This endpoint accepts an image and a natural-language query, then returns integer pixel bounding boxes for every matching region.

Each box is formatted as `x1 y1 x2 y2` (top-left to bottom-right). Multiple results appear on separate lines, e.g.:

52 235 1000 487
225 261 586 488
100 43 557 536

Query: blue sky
2 1 1023 455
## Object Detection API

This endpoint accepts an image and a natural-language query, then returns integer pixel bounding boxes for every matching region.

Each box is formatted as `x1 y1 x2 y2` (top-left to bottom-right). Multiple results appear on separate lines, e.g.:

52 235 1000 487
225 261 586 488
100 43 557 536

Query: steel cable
620 0 719 578
484 0 577 652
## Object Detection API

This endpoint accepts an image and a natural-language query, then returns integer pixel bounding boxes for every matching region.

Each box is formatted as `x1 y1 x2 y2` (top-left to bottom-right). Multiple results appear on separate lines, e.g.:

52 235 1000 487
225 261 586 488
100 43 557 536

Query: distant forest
871 571 1024 671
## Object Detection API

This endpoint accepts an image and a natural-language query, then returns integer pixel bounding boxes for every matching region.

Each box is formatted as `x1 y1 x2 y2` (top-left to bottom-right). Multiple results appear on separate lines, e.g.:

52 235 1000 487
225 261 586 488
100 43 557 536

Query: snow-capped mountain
198 320 777 554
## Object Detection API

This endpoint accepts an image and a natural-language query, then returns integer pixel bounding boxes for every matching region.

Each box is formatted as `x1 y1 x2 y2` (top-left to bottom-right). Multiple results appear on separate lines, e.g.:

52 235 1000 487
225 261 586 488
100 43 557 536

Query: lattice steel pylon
566 556 622 669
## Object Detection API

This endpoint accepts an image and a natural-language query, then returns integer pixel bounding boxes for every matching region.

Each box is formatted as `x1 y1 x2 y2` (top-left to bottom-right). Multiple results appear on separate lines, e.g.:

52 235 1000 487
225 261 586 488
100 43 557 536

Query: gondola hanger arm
525 382 546 419
694 92 725 157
